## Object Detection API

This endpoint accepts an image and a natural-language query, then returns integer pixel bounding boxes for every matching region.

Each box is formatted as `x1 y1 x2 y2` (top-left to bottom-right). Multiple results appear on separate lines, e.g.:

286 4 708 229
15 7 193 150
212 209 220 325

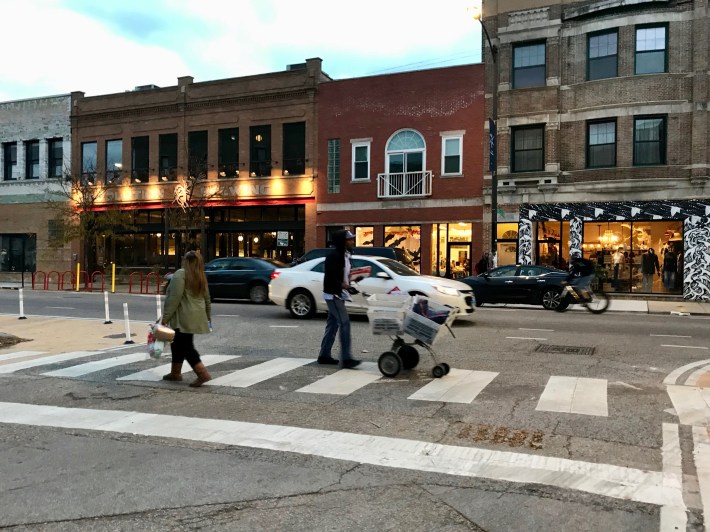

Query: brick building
0 95 74 283
481 0 710 299
317 64 485 277
71 58 328 272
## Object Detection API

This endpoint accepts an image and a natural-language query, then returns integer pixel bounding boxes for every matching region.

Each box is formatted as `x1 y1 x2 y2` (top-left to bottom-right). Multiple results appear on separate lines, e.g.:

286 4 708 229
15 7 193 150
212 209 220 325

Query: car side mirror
376 272 391 280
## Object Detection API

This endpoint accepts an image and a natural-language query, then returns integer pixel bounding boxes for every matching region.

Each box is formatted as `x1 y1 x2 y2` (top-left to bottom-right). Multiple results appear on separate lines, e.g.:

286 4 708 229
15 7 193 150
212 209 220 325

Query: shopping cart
364 292 458 379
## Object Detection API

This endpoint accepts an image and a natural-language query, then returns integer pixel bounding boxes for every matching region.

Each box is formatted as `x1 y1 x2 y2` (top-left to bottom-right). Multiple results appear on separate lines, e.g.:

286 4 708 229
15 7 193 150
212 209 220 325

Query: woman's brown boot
162 363 183 381
189 362 212 388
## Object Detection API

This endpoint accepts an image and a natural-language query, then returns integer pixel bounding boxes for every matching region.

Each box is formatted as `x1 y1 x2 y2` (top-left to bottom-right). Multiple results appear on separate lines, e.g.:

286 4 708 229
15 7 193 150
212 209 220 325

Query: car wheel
541 288 563 310
288 289 316 319
249 284 269 304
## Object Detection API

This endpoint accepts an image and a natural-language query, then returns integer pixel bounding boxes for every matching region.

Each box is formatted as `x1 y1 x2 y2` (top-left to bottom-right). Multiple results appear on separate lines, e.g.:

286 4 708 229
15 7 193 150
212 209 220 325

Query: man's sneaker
341 359 362 369
317 356 339 365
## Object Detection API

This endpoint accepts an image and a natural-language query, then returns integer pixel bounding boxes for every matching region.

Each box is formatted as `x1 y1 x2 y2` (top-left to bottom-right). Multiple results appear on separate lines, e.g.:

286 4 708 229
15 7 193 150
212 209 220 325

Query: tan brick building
71 58 328 273
0 95 75 285
481 0 710 299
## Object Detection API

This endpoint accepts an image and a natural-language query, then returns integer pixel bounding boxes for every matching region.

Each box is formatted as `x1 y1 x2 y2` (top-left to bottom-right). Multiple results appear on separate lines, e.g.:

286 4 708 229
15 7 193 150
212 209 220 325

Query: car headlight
434 285 459 296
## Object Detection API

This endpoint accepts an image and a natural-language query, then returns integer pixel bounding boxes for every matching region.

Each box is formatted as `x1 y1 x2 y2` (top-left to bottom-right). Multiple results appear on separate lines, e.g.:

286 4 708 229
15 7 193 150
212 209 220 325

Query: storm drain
534 344 595 356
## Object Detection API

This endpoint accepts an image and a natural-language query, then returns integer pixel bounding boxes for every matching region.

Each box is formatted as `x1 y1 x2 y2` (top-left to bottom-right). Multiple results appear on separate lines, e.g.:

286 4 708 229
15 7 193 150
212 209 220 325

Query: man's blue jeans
319 298 352 361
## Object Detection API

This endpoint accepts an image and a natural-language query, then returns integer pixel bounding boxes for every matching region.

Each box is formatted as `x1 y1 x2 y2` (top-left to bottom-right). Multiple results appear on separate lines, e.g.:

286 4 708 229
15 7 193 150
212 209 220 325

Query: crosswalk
0 347 615 417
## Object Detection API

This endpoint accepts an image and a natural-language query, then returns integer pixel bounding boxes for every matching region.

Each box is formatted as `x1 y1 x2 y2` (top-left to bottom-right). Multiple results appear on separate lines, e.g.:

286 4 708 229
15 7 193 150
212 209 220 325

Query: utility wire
366 51 481 75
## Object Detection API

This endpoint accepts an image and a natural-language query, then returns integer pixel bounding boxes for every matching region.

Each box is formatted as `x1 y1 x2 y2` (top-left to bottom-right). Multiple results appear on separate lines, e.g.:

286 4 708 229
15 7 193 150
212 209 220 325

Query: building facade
481 0 710 299
71 58 327 273
0 95 73 282
317 64 485 277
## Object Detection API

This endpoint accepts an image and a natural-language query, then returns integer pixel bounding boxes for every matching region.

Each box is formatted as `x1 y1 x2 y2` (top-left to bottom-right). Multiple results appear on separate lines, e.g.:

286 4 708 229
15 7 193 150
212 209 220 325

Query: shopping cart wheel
432 364 446 379
397 346 420 370
441 363 451 375
378 351 403 378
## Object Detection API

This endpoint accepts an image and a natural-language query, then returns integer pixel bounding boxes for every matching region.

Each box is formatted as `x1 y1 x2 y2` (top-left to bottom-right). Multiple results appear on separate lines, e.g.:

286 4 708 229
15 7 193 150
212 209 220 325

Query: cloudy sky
0 0 482 102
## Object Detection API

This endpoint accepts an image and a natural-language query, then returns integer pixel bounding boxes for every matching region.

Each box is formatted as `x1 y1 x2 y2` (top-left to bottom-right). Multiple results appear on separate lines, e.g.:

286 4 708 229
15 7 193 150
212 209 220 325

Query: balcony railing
377 171 432 199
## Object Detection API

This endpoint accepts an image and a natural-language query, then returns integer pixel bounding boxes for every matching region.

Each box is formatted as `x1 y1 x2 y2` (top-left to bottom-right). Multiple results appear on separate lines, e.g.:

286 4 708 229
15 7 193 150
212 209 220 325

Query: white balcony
377 171 432 199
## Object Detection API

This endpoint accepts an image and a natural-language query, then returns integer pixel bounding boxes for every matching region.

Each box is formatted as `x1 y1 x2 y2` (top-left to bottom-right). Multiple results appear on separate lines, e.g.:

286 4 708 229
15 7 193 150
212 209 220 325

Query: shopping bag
147 329 166 359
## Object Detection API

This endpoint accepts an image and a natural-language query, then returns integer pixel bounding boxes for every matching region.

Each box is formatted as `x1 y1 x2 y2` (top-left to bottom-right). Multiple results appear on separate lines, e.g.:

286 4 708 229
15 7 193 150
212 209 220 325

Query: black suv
291 246 414 267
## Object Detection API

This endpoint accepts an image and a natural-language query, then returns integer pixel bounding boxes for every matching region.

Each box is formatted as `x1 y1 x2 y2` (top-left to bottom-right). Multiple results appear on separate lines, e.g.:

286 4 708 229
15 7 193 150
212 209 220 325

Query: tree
44 165 134 274
163 155 226 260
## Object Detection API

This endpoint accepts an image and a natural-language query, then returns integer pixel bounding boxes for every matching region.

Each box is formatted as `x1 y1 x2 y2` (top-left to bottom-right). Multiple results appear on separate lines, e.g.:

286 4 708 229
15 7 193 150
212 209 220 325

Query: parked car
459 264 569 310
270 256 475 319
291 246 414 267
162 257 286 303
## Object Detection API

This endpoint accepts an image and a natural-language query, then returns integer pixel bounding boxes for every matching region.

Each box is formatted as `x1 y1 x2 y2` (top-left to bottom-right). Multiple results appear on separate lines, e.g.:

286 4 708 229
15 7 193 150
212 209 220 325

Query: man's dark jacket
323 230 351 296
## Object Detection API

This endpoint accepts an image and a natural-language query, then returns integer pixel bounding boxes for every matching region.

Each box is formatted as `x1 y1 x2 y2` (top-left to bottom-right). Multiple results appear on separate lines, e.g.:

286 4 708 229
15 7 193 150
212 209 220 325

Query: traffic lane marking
296 362 381 395
116 355 240 382
518 328 554 332
408 370 498 404
660 423 687 531
505 336 547 341
661 345 708 350
651 334 692 338
0 401 683 509
536 376 608 417
208 358 311 388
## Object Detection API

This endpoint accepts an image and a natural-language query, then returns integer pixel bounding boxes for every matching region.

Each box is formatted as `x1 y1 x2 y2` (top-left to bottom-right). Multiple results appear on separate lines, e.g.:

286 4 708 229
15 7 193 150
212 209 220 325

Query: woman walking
161 251 213 387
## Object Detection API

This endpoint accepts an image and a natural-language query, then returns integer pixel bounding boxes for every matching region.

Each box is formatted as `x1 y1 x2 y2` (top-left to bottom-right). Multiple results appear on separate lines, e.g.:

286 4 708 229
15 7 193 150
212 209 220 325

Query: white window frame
350 138 371 182
440 131 464 176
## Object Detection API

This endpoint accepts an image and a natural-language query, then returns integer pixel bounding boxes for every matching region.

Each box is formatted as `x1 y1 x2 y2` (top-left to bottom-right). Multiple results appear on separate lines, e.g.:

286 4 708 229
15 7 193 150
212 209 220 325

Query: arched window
385 129 426 174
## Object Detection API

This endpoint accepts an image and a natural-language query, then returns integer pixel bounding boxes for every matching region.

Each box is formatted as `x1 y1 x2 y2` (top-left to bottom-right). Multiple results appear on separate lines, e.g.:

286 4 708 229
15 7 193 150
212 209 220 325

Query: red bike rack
33 271 47 290
47 271 62 290
143 272 161 295
90 271 104 292
60 271 73 290
129 272 144 294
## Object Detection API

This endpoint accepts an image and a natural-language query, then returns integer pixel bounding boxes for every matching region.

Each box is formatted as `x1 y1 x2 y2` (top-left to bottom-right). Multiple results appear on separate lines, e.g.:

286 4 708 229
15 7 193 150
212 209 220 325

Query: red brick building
316 64 485 277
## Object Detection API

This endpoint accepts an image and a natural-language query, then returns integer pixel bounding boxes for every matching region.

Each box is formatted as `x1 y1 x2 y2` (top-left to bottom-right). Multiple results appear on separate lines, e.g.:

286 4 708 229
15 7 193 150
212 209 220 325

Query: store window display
384 225 421 272
536 221 570 269
496 223 518 266
430 223 473 278
581 220 682 294
355 226 374 247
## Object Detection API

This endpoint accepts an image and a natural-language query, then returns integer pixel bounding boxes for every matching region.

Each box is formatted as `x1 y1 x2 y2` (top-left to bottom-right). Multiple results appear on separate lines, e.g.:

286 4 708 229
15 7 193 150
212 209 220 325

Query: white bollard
104 291 112 324
18 288 27 320
123 303 134 344
156 293 162 322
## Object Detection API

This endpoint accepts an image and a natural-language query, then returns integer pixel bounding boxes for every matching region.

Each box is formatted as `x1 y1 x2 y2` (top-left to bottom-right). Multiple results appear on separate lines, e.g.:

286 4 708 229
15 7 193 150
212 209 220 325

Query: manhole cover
535 344 595 356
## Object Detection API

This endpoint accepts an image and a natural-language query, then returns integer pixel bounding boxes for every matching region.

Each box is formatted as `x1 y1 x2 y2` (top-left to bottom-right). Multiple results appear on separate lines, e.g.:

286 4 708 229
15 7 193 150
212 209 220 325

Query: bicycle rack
32 271 47 290
143 272 161 295
44 270 62 290
128 272 144 294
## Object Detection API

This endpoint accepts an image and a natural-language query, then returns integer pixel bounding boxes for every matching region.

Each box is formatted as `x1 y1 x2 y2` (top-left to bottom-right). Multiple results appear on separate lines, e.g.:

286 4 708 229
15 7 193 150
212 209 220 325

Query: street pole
478 16 499 257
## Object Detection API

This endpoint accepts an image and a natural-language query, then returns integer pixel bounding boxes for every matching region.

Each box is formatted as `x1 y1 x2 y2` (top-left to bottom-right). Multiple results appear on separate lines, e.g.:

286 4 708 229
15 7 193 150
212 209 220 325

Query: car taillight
270 271 281 280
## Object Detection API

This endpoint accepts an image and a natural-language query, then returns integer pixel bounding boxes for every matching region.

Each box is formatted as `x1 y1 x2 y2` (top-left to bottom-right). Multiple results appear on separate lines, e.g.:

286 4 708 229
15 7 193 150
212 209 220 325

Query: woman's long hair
182 251 208 296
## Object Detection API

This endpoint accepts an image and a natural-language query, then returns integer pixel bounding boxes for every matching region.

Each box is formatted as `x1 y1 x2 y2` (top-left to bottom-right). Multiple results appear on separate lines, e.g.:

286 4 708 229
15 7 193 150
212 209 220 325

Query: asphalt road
1 289 709 530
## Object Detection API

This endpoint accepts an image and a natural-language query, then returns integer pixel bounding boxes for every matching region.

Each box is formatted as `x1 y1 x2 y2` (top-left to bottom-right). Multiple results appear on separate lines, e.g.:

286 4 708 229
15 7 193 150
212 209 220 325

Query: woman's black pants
170 330 202 368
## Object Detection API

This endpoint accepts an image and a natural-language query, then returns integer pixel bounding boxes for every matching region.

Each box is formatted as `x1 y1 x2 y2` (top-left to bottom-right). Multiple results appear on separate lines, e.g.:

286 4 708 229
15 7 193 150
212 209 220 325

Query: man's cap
344 230 356 240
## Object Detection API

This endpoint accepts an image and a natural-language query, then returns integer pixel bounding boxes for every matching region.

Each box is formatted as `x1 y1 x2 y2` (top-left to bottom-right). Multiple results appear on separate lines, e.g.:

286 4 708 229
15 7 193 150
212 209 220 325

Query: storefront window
385 225 421 272
355 226 374 246
449 223 472 278
536 221 570 269
582 220 682 294
496 223 518 266
431 224 448 277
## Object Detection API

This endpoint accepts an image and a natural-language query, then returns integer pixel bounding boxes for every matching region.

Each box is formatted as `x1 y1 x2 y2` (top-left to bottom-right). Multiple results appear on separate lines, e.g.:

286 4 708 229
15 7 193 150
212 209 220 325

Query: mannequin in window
641 248 660 292
663 248 677 290
612 247 624 291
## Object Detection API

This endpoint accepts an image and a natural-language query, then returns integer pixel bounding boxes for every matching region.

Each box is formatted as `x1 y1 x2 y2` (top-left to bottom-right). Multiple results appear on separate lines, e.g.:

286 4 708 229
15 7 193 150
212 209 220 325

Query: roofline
327 62 483 84
0 93 72 105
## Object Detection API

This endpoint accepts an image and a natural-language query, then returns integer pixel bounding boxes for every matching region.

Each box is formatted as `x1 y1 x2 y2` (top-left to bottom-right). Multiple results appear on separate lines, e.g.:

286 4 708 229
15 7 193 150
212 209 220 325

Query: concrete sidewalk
0 315 148 356
485 299 710 315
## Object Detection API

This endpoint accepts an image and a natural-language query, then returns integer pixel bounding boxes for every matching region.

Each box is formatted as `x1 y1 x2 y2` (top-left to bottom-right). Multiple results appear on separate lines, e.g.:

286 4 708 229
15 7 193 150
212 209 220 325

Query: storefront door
447 243 471 279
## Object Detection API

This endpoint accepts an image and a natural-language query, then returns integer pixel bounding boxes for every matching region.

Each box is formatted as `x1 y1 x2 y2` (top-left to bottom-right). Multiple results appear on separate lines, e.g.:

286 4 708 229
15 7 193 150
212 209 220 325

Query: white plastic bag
147 328 166 359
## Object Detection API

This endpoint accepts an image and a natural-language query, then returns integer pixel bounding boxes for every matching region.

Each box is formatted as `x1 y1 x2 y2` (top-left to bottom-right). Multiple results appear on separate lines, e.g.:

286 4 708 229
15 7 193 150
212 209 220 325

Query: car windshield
378 258 419 276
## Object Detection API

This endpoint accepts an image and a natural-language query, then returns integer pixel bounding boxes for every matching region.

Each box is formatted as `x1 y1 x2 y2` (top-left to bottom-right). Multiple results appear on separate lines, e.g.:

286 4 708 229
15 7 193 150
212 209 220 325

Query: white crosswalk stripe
42 353 148 378
0 351 104 374
0 351 47 362
408 369 498 404
1 349 616 417
296 362 381 395
208 357 312 388
536 376 608 417
117 355 240 382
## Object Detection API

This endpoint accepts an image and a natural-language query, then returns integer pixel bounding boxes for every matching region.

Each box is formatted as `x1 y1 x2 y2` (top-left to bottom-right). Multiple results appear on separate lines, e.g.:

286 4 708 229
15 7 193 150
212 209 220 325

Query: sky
0 0 482 102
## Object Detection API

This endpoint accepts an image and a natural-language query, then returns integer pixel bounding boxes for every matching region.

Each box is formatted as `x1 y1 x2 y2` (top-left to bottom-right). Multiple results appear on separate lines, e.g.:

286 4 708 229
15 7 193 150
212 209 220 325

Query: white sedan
269 256 475 319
